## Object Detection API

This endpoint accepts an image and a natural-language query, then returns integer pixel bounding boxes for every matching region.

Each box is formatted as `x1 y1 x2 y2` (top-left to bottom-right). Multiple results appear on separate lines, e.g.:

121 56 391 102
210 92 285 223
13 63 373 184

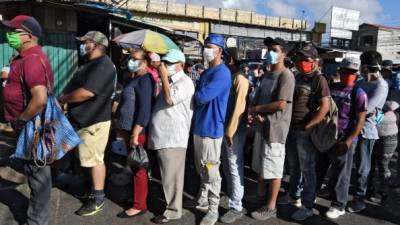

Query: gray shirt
359 77 389 139
148 71 195 150
254 68 295 144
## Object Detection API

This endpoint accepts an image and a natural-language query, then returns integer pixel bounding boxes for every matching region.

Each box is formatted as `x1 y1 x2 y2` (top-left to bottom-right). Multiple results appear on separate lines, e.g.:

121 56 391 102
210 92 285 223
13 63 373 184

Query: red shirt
3 46 54 122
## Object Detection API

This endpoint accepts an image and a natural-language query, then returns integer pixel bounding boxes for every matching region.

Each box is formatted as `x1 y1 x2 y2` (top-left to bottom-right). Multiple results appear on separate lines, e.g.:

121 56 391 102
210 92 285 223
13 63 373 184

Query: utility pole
300 10 305 48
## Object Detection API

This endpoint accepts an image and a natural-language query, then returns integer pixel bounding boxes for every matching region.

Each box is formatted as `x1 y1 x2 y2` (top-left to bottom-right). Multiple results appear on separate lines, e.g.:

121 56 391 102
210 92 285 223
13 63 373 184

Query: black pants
316 141 357 210
24 162 52 225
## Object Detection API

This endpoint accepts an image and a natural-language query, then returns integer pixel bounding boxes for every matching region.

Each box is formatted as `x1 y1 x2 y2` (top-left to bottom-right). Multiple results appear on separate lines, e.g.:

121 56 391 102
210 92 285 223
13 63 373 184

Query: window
360 35 374 47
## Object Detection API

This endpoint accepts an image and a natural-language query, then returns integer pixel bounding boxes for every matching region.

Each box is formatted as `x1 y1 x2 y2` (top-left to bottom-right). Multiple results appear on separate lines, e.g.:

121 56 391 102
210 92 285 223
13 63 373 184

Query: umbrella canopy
113 29 180 54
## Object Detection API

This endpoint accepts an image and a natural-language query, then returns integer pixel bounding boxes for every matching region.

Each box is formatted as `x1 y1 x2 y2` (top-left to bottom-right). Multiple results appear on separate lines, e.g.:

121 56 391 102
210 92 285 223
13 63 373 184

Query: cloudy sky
175 0 400 27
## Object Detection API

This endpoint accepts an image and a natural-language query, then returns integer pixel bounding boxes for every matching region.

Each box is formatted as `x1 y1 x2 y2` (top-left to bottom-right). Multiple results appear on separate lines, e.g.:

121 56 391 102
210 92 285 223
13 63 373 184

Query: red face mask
340 74 357 87
297 60 314 74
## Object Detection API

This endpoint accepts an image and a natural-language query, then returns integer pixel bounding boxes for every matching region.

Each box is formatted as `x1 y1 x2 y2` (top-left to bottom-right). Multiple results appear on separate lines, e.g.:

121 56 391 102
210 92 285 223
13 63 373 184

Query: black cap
382 60 393 68
264 37 291 53
360 50 382 67
298 43 318 59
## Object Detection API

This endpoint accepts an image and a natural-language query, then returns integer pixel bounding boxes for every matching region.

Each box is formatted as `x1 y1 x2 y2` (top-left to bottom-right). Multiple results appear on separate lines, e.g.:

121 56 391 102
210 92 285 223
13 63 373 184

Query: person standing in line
2 15 54 225
347 50 388 213
113 48 154 218
192 34 232 225
148 49 194 224
59 31 116 217
288 44 331 221
249 37 295 221
315 58 367 219
219 48 249 224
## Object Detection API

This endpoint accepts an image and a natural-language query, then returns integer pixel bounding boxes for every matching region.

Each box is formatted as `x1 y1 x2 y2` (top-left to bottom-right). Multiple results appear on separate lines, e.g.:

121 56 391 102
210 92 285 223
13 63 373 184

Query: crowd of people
1 15 400 225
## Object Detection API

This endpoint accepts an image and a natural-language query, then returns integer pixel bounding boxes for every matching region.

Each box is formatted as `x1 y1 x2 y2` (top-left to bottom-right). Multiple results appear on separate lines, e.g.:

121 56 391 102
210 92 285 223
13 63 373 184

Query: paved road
0 131 399 225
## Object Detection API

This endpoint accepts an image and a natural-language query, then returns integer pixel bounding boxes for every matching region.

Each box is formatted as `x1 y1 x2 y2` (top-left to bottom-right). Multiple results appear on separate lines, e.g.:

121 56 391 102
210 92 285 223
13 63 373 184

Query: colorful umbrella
113 29 180 54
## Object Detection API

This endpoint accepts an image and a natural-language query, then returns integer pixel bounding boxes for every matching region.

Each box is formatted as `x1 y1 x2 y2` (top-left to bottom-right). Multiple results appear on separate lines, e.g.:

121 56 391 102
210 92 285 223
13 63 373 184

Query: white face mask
203 48 216 63
167 64 177 76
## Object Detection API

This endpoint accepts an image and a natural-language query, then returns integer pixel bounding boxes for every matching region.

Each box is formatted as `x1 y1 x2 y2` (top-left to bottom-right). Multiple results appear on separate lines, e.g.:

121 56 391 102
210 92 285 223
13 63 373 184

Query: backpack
308 74 339 152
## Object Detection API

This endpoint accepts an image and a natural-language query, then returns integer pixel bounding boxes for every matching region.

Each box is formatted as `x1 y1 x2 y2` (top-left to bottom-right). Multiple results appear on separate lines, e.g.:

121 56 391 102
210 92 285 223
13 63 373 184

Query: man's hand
335 141 349 156
12 118 27 135
225 135 233 147
249 106 257 114
255 114 265 124
58 94 67 105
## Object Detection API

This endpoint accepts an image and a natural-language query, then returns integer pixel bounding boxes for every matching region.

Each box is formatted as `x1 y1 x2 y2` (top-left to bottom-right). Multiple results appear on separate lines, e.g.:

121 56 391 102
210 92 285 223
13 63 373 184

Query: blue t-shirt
194 63 232 138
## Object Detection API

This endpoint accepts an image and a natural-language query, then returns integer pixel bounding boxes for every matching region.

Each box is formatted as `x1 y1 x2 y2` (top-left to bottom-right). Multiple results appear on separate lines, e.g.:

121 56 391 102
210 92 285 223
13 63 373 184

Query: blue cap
162 49 186 63
205 34 226 51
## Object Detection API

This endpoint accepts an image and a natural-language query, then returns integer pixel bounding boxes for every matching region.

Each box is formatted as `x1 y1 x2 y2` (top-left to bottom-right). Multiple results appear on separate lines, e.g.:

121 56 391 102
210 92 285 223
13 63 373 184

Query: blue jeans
316 141 357 210
296 131 318 208
286 131 303 199
221 129 247 211
354 137 376 199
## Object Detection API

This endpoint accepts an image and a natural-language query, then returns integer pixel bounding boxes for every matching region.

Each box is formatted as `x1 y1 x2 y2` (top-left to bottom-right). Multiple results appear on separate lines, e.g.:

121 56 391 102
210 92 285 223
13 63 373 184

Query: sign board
330 28 353 39
331 6 360 31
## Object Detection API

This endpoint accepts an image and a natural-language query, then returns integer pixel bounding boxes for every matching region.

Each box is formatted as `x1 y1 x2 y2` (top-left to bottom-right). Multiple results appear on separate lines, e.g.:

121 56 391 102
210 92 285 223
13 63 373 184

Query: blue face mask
128 59 141 73
266 51 279 65
79 44 87 57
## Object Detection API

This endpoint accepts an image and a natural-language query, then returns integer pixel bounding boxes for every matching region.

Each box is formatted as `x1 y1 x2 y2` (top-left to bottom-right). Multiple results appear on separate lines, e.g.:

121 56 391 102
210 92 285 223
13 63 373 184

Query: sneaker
220 208 244 223
369 192 387 204
326 207 345 219
195 202 209 213
347 199 366 213
251 206 277 221
200 211 219 225
277 194 302 208
75 198 105 216
291 206 313 221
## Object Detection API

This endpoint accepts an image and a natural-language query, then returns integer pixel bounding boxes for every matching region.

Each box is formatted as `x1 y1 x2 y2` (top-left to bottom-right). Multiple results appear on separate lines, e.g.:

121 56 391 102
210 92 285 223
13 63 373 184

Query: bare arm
250 100 287 114
344 111 366 147
19 85 47 121
130 124 144 147
305 96 330 130
59 88 95 104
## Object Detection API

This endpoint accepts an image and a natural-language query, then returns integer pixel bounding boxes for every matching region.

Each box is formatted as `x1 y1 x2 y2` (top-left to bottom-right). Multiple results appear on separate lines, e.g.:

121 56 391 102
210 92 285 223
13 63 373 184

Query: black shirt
64 55 116 128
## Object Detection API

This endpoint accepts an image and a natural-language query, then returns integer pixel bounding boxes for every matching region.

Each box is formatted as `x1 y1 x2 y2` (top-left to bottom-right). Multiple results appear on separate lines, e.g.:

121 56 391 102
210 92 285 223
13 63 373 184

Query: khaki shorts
252 131 285 179
77 121 111 167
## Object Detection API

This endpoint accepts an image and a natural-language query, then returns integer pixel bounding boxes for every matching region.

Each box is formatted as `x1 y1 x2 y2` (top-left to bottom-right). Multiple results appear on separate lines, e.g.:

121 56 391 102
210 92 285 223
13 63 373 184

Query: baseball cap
1 15 42 38
264 37 292 53
382 60 393 69
77 31 109 47
340 57 360 71
298 43 318 59
205 34 227 54
162 49 185 63
149 52 161 62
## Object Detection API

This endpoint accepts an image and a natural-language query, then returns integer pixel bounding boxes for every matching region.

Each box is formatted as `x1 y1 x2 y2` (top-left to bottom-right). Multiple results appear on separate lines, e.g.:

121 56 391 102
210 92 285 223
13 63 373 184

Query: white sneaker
326 207 345 219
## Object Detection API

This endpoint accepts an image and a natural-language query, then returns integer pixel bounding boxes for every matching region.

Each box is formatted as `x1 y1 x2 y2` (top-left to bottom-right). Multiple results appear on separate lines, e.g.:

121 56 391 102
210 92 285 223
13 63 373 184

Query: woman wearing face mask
115 48 154 218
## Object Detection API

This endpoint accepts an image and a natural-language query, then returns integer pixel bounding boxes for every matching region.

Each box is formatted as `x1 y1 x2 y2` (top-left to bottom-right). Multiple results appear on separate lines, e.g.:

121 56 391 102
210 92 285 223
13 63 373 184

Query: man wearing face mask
148 49 194 224
193 34 232 225
2 15 54 225
347 50 388 213
288 43 331 221
315 58 367 219
248 37 295 221
219 48 249 224
59 31 116 217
